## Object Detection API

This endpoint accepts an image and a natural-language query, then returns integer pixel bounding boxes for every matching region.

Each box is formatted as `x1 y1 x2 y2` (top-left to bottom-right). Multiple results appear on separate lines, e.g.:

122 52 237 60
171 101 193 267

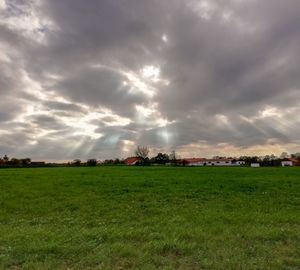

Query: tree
280 152 289 159
169 150 178 165
3 155 9 163
9 158 20 166
153 153 169 165
291 153 300 160
114 158 121 165
135 146 149 160
87 159 97 166
103 159 114 165
73 159 81 166
135 146 150 166
239 156 259 166
169 150 176 160
20 158 31 167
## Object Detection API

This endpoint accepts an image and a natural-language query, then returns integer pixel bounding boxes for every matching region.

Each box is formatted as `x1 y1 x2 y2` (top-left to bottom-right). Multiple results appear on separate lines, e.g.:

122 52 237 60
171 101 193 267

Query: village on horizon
1 149 300 168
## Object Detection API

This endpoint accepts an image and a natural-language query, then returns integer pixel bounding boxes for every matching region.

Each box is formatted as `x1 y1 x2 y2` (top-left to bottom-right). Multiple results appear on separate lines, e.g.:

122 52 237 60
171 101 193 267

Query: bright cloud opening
141 65 161 82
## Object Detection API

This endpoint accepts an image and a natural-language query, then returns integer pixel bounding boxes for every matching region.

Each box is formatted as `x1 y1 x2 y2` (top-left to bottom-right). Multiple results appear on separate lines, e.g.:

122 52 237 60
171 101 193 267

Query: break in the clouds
0 0 300 160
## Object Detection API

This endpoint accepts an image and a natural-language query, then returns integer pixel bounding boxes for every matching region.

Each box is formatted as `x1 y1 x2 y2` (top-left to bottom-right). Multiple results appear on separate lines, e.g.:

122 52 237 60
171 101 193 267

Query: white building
184 158 245 166
251 163 260 167
235 160 246 166
281 161 293 167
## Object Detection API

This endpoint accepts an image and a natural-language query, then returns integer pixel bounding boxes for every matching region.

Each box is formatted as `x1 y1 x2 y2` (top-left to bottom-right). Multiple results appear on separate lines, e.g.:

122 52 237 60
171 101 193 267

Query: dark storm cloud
0 54 26 122
53 67 145 117
0 99 22 122
156 1 300 119
31 114 68 130
0 0 300 159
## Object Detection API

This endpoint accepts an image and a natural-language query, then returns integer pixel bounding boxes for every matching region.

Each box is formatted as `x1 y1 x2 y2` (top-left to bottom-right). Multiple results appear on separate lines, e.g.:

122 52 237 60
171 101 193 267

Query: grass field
0 167 300 269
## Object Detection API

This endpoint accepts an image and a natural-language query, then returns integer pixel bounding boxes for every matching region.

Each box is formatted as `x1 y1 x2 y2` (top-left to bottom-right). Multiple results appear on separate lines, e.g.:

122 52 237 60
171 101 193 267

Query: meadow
0 166 300 269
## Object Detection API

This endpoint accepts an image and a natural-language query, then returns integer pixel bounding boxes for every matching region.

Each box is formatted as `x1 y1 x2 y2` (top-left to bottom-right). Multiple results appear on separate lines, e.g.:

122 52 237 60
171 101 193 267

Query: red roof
183 158 234 164
124 157 140 165
206 158 234 162
286 158 300 165
183 158 206 164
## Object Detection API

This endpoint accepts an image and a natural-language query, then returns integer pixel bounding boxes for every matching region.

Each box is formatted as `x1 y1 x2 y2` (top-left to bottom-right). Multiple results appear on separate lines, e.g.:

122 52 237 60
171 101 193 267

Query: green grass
0 167 300 269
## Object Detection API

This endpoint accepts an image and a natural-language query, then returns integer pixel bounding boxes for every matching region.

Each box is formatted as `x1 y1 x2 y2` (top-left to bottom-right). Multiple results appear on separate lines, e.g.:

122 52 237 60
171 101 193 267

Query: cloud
52 66 146 117
0 0 300 160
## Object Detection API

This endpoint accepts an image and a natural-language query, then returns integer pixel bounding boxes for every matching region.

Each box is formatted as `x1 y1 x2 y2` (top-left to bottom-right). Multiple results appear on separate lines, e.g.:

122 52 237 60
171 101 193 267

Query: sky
0 0 300 161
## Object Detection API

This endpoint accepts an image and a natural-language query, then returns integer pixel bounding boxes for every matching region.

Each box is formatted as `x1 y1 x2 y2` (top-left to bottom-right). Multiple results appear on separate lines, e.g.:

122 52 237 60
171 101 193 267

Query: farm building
281 160 293 167
251 163 260 167
281 158 299 167
183 158 245 166
183 158 206 166
124 157 140 165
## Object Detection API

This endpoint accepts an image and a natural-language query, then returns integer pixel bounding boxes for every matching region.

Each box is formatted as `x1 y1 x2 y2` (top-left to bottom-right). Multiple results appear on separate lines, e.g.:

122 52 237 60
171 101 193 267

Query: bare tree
169 150 176 161
3 155 9 163
169 150 178 165
135 146 149 159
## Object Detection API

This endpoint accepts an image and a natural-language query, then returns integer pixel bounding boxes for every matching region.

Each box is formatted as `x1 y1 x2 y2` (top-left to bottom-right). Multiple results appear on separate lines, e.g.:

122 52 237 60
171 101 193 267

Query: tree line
1 149 300 168
0 155 32 167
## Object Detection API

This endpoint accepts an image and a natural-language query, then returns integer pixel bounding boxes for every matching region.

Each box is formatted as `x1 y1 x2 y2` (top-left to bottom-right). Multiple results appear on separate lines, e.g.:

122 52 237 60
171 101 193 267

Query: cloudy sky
0 0 300 160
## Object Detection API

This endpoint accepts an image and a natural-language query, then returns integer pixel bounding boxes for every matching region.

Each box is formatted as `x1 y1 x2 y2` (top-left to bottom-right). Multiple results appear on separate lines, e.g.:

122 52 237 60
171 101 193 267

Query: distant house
281 160 293 167
183 158 206 166
235 160 246 166
281 158 299 167
124 157 140 165
290 158 300 166
251 163 260 167
183 158 244 166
